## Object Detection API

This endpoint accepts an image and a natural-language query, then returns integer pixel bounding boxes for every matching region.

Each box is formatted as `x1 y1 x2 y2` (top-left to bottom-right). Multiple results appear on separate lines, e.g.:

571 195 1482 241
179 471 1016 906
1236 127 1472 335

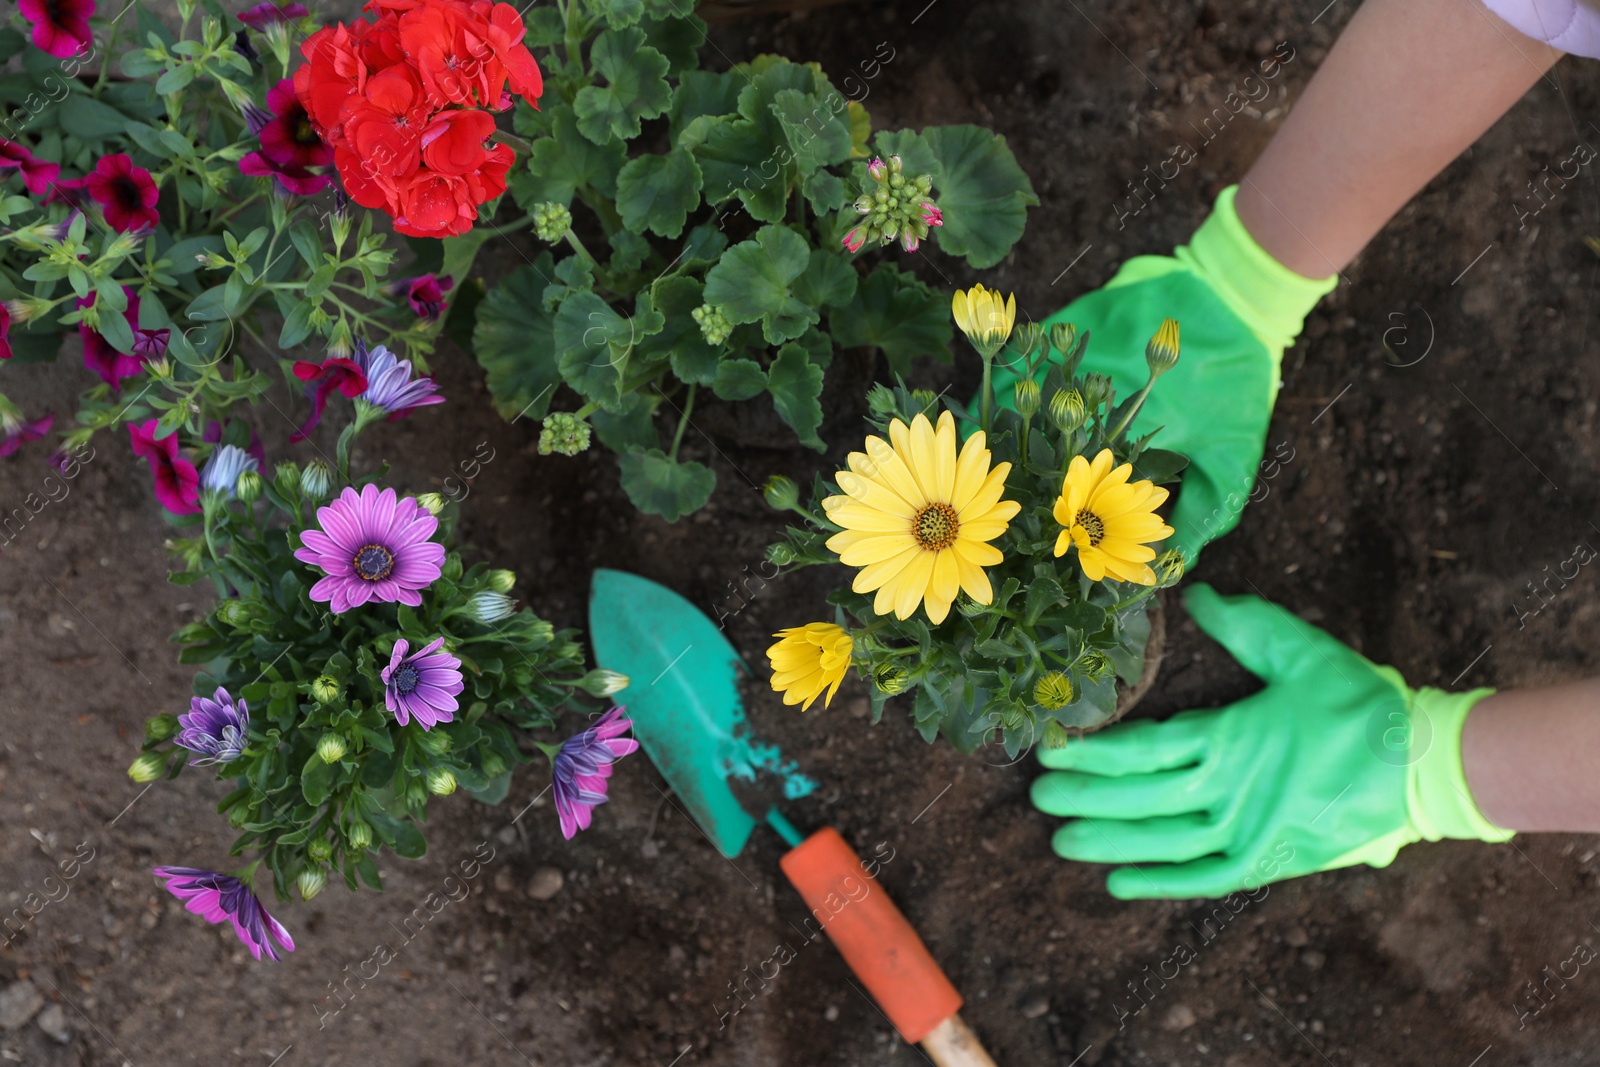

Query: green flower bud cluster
538 412 592 456
532 201 572 243
843 155 942 254
691 303 733 346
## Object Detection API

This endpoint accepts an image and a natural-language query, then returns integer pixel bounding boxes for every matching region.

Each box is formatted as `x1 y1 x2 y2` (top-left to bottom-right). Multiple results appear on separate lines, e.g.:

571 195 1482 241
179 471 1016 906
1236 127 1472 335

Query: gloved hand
992 185 1336 563
1030 583 1516 900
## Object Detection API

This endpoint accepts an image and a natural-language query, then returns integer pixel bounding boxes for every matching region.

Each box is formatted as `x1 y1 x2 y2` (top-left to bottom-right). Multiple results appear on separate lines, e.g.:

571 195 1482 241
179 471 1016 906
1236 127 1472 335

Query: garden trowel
588 568 997 1067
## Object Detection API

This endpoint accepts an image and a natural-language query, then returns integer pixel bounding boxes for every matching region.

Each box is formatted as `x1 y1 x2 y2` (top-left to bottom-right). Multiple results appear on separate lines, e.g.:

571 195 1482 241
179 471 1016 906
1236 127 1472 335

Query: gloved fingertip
1105 866 1167 901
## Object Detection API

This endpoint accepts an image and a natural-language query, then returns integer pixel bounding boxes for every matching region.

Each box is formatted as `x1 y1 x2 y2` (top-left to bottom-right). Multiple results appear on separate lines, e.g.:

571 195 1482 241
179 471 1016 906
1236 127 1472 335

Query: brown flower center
1075 508 1105 547
913 503 960 551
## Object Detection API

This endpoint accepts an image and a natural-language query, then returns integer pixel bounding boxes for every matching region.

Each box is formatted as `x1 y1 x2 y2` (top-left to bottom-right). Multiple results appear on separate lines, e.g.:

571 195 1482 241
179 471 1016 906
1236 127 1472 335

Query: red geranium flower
18 0 94 60
343 65 432 179
0 138 61 198
128 420 202 515
290 356 368 442
420 109 493 176
85 154 160 233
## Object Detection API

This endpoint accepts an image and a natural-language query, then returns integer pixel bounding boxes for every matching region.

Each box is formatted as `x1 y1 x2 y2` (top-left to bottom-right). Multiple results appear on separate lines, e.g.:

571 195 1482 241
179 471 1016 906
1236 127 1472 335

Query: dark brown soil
4 0 1600 1065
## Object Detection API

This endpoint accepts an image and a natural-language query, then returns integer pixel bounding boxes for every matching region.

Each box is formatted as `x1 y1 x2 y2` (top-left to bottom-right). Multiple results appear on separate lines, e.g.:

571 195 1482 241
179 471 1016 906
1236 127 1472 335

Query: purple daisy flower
351 339 445 418
552 707 639 839
292 484 445 614
151 866 295 962
174 687 250 766
380 637 464 730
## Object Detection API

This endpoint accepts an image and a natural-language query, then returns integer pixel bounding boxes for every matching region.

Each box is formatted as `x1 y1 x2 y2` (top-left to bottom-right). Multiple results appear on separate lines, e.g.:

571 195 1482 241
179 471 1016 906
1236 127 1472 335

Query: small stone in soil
1301 950 1326 970
528 867 565 900
1161 1004 1197 1031
824 1005 839 1022
1284 925 1309 947
1021 995 1049 1020
0 981 42 1030
35 1004 69 1044
641 840 659 859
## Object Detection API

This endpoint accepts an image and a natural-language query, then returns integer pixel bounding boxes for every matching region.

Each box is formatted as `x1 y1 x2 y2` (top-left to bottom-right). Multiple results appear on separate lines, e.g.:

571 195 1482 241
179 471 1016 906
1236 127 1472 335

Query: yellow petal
826 500 916 533
852 543 922 593
835 532 918 567
892 551 936 619
953 550 993 602
951 538 1003 567
950 432 992 511
929 549 961 607
864 433 926 509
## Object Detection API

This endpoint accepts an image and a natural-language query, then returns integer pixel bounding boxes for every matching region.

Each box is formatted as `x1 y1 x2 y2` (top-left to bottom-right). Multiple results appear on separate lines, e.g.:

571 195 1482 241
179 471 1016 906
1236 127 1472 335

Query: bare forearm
1235 0 1561 278
1461 679 1600 832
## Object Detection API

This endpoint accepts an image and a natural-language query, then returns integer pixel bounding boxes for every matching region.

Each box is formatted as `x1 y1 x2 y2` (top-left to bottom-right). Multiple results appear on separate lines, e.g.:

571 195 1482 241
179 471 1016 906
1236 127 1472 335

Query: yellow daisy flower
823 410 1021 624
1052 448 1175 585
951 284 1016 355
768 623 854 711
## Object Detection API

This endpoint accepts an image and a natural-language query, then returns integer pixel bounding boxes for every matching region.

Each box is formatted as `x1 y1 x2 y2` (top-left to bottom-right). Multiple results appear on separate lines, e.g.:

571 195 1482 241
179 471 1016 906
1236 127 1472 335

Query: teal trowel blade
588 569 815 859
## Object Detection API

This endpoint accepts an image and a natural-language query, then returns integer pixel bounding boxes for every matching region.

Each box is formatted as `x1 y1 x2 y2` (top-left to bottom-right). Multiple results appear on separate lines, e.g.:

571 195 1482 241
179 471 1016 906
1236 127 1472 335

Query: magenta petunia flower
240 151 330 196
44 175 88 209
0 401 51 459
258 79 332 171
293 484 445 613
128 420 201 515
380 637 464 729
552 707 639 839
237 1 308 28
18 0 93 59
289 356 366 442
0 138 60 198
0 302 10 361
78 288 166 391
390 274 454 321
175 687 250 766
150 867 295 962
85 154 160 233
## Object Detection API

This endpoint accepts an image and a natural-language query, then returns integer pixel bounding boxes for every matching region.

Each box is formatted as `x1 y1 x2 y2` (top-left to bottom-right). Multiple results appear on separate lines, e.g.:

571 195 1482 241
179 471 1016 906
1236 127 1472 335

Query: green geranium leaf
615 149 703 238
510 104 627 210
872 125 1039 269
524 6 565 46
693 60 813 223
573 29 671 145
767 342 824 450
847 100 872 157
619 448 716 521
643 14 707 74
802 168 847 216
828 262 953 375
591 390 660 453
587 0 645 28
542 253 596 312
702 224 816 345
637 275 720 386
608 229 652 274
711 357 767 401
770 88 853 175
473 254 562 421
669 69 743 143
792 247 858 309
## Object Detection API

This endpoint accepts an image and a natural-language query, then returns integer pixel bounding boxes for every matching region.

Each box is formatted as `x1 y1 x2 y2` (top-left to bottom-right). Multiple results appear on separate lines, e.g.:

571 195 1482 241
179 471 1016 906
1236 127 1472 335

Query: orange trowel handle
779 827 996 1065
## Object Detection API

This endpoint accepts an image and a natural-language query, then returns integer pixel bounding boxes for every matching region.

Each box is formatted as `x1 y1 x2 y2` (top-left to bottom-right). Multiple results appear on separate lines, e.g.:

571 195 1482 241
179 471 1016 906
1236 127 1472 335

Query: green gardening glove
992 186 1337 563
1030 583 1515 900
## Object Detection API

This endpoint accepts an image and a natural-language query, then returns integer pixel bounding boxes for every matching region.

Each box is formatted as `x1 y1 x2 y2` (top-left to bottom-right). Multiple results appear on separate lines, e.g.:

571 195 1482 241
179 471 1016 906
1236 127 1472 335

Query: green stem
92 18 122 94
562 227 598 267
980 353 994 433
1105 373 1159 444
493 131 535 155
668 384 696 462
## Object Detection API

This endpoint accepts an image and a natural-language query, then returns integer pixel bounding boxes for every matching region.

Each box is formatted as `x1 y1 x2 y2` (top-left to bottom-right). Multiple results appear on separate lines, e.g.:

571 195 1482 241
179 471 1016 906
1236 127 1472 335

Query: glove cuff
1174 185 1339 362
1406 686 1518 844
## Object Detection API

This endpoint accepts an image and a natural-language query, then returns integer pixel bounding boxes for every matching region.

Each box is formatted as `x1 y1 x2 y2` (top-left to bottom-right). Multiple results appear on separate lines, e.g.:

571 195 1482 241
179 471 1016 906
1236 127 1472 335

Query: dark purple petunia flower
380 637 464 730
150 866 295 962
237 1 309 28
293 484 445 613
18 0 93 59
77 288 166 392
351 340 445 419
175 686 250 765
0 401 51 459
288 356 366 442
0 138 61 198
389 274 454 321
85 154 160 234
552 707 639 839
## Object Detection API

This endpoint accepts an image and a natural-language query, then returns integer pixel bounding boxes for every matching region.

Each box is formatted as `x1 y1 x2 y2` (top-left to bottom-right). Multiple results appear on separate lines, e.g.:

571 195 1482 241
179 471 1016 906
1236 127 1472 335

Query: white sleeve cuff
1480 0 1600 57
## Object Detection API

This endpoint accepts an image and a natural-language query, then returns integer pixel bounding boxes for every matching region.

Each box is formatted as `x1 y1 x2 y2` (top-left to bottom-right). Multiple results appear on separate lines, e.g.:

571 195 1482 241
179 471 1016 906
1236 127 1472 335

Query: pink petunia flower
128 419 201 515
85 154 160 233
18 0 94 59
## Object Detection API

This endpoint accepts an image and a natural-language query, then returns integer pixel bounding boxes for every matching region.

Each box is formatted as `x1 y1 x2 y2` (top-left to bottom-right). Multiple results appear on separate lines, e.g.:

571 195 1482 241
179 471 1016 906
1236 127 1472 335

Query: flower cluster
294 0 544 238
241 79 334 197
764 290 1186 755
843 154 943 254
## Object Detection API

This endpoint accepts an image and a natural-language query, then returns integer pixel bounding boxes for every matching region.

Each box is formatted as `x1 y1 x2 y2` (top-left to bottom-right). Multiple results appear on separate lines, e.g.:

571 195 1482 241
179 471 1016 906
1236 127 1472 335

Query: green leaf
643 13 707 74
792 247 858 309
802 168 847 216
711 357 767 401
608 229 652 274
463 769 514 805
542 253 595 311
154 63 196 96
1131 448 1189 483
279 300 315 349
587 0 645 28
471 253 562 421
370 814 427 859
573 29 671 144
509 104 627 210
847 100 872 157
669 69 743 143
553 290 632 404
301 753 334 806
767 342 824 450
590 390 659 453
770 88 852 174
59 95 136 140
636 275 720 386
702 224 816 345
618 448 716 521
872 125 1040 270
691 60 814 222
828 262 954 374
615 149 703 238
524 6 565 46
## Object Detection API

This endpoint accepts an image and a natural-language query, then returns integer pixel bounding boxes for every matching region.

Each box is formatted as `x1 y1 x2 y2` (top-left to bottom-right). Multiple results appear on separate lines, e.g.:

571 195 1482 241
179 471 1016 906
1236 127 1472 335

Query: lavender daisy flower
175 687 249 766
292 484 445 613
200 444 259 499
150 866 295 962
351 339 445 418
380 637 464 730
552 707 639 839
